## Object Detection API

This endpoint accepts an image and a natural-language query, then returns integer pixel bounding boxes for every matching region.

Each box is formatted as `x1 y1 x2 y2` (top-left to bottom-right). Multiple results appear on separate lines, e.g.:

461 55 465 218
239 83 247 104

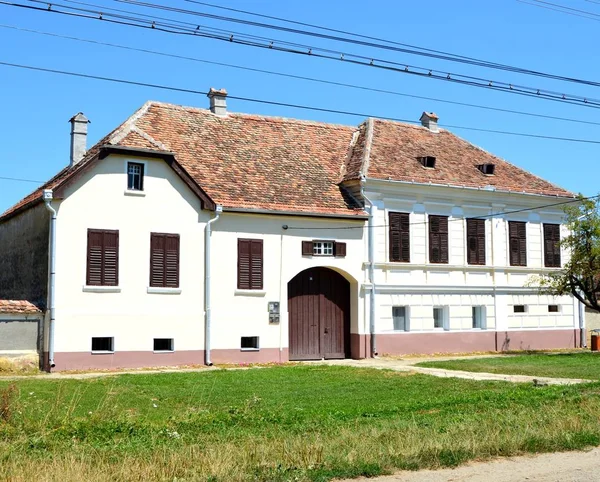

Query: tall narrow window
150 233 180 288
127 162 144 191
429 215 449 264
392 306 409 331
238 239 263 290
467 218 486 265
509 221 527 266
543 224 561 268
472 306 486 329
87 229 119 286
389 212 410 262
433 307 448 330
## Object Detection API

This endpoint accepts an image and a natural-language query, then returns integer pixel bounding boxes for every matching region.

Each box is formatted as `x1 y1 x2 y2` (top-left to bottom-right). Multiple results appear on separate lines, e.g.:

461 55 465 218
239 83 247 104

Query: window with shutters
301 240 346 257
127 162 144 191
238 239 263 290
86 229 119 286
466 218 486 265
150 233 180 288
429 215 449 264
543 223 561 268
389 212 410 262
508 221 527 266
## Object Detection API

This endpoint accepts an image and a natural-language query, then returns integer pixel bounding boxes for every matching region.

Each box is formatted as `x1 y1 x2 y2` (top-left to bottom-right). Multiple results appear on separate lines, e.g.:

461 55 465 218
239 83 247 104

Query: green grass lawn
1 365 600 481
416 352 600 380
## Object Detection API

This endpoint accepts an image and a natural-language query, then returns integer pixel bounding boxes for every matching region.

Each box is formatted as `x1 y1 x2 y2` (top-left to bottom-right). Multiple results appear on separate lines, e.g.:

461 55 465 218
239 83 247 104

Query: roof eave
222 206 368 220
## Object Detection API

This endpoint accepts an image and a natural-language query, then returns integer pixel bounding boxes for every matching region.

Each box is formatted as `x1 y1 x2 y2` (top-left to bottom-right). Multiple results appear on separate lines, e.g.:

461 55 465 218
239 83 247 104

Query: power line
4 23 600 128
118 0 600 89
4 59 600 145
7 1 600 109
0 175 44 183
518 0 600 20
285 195 600 231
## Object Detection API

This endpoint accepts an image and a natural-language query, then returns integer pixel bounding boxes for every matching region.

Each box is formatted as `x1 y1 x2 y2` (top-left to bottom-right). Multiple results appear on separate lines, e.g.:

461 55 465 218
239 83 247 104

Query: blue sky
0 0 598 213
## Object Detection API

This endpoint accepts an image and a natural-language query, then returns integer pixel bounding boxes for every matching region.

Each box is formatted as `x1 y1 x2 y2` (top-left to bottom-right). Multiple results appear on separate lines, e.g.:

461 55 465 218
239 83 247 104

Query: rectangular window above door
301 240 346 257
86 229 119 286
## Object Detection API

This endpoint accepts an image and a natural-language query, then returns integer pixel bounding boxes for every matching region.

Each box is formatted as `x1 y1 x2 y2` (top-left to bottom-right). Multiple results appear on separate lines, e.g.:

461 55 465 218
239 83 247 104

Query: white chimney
207 88 228 116
420 112 439 133
69 112 90 166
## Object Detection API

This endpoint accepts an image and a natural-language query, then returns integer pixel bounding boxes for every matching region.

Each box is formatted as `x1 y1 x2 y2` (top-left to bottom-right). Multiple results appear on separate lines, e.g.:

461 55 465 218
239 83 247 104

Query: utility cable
6 0 600 109
4 23 600 128
116 0 600 89
285 195 600 230
0 175 45 183
4 59 600 145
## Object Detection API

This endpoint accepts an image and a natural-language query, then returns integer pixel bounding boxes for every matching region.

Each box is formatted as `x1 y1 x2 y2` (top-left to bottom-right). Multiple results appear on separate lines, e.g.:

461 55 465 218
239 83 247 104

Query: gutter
204 205 223 366
42 190 57 369
360 180 377 357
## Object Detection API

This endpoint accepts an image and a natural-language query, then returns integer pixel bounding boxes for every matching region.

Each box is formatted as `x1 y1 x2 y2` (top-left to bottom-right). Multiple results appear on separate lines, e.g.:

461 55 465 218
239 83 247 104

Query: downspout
204 204 223 366
579 298 586 348
42 190 57 369
360 180 377 357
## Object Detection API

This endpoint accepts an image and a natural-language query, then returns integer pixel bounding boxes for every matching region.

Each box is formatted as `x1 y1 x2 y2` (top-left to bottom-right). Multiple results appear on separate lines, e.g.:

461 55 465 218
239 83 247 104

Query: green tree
531 195 600 312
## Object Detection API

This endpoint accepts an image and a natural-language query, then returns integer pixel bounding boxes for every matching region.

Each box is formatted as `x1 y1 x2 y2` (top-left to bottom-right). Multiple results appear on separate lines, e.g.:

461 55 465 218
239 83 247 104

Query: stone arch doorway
287 267 350 360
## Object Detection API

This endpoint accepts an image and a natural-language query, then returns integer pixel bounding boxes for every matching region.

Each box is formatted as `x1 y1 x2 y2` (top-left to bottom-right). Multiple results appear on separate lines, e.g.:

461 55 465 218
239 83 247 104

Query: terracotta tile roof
344 119 574 197
1 102 574 222
0 300 42 315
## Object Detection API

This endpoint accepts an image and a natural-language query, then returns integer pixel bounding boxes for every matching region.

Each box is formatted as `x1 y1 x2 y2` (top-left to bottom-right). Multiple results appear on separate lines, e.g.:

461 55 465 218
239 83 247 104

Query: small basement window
419 156 436 168
513 305 526 313
154 338 174 352
477 163 495 175
91 337 114 352
548 305 560 313
241 336 259 351
127 162 144 191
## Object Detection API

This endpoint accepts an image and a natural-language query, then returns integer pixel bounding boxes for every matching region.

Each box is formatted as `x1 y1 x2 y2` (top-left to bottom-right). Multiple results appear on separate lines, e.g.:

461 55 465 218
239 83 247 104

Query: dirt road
340 448 600 482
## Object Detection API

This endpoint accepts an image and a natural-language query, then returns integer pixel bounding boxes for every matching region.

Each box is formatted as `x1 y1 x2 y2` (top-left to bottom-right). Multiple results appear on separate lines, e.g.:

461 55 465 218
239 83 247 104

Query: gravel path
338 448 600 482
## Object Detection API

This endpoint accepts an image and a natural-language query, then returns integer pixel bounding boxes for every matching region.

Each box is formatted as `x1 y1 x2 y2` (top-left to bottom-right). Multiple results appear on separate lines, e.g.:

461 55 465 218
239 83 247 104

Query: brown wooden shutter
87 229 119 286
150 234 165 287
334 242 346 257
165 235 180 288
103 230 119 286
467 218 485 265
544 224 561 267
238 239 251 289
509 221 527 266
87 230 104 286
429 215 448 264
389 212 410 262
250 239 263 290
302 240 314 256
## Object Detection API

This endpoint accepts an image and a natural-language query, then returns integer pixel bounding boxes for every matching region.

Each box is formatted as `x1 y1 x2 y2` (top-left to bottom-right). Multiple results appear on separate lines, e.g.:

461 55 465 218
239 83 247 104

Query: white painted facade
364 178 580 352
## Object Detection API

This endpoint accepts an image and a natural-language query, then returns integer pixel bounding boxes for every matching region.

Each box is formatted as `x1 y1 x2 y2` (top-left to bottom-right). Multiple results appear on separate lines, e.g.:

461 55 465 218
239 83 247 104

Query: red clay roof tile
0 300 42 314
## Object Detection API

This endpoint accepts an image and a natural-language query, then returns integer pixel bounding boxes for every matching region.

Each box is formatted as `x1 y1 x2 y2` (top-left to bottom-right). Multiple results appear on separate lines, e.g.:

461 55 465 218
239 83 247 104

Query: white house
0 89 583 371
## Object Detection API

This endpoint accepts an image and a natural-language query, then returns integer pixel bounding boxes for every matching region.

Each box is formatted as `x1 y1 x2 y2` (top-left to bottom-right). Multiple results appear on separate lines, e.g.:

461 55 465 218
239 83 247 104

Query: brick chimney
207 88 228 116
420 112 439 133
69 112 90 166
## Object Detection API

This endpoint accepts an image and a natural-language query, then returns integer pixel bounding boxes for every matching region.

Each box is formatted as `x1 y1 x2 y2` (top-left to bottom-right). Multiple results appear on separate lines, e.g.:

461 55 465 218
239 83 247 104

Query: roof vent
207 87 228 116
478 163 495 175
419 156 436 168
420 112 439 133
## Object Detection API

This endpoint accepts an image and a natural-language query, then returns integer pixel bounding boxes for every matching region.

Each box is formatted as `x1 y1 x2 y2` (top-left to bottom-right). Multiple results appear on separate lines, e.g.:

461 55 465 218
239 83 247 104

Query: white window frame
433 306 449 331
153 338 175 353
313 241 334 256
91 336 114 354
392 306 410 332
241 336 260 351
472 306 487 330
513 304 528 314
124 159 148 195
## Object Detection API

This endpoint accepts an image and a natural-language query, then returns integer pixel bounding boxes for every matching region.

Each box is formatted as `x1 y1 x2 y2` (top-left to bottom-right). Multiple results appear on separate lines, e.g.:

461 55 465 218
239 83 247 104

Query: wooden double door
288 267 350 360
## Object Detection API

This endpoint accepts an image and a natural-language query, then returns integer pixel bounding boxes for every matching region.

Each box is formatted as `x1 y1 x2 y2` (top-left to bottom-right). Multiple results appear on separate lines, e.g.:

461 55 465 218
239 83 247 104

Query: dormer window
127 162 144 191
419 156 436 168
478 163 495 175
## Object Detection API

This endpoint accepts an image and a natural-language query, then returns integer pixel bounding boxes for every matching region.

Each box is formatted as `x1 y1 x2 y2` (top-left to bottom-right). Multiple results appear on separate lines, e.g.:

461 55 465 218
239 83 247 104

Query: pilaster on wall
494 292 509 331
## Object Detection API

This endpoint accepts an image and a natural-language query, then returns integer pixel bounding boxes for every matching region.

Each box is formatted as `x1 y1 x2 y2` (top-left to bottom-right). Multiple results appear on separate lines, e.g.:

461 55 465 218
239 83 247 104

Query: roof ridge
360 118 375 179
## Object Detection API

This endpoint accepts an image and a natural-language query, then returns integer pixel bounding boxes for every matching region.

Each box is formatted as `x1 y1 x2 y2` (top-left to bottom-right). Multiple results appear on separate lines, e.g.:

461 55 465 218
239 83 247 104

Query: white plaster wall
53 154 208 353
52 155 367 354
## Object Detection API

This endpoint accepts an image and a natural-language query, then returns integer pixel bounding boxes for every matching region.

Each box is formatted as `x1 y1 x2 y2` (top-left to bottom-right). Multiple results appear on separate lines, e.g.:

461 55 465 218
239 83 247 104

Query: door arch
288 267 350 360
